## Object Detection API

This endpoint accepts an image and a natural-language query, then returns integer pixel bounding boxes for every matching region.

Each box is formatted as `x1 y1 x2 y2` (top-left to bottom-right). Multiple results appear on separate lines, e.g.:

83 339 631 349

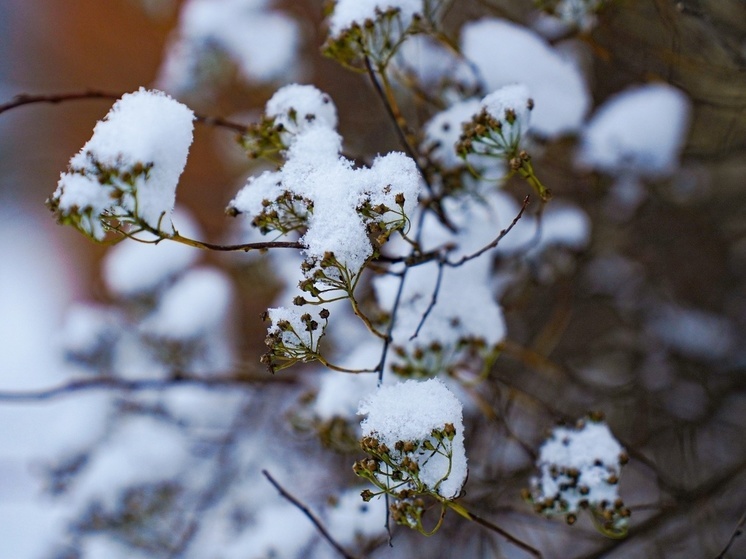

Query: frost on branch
527 415 630 537
49 88 195 240
355 379 467 533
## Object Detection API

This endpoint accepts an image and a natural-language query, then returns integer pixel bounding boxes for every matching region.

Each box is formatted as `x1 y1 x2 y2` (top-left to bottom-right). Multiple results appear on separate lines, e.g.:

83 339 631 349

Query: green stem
518 160 552 202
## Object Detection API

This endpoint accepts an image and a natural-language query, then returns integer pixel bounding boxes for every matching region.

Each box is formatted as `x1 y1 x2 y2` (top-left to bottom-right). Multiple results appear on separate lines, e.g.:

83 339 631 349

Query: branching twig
448 502 542 558
168 231 303 253
262 470 360 559
361 57 423 181
0 90 249 133
0 374 294 403
409 258 444 340
446 195 530 267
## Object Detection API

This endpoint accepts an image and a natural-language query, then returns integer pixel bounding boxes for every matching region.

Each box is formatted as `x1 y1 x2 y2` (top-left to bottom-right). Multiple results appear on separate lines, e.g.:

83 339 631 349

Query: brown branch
409 258 444 340
361 56 423 180
446 195 530 267
167 231 304 253
361 54 457 233
467 511 542 558
0 90 249 133
262 470 360 559
0 374 296 403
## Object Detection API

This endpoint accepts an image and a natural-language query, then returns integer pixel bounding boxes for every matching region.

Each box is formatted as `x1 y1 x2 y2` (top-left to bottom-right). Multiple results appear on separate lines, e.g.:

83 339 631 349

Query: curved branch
262 470 361 559
0 374 296 403
0 90 249 133
446 195 530 267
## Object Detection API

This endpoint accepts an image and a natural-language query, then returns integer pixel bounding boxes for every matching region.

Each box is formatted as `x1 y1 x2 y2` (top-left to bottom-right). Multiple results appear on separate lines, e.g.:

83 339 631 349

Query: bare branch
446 195 530 267
409 258 444 340
0 90 249 133
0 374 295 403
262 470 360 559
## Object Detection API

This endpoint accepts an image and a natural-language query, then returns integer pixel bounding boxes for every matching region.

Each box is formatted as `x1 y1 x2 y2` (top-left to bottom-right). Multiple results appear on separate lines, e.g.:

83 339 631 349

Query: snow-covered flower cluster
323 0 447 67
49 88 194 240
229 84 421 363
27 0 713 553
528 415 630 536
355 379 467 532
456 84 534 162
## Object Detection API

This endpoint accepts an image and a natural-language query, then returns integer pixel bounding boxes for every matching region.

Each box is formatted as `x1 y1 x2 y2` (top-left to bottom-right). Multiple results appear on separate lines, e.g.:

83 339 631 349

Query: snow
479 83 534 156
461 18 590 137
102 208 202 298
157 0 300 93
71 416 191 510
266 306 324 351
52 88 195 238
423 98 482 169
220 503 315 559
325 487 387 547
266 83 338 140
576 83 691 177
359 378 468 499
313 343 381 421
142 267 233 340
534 0 607 34
534 202 591 251
646 304 735 361
328 0 424 37
230 87 421 287
394 34 480 94
532 419 626 516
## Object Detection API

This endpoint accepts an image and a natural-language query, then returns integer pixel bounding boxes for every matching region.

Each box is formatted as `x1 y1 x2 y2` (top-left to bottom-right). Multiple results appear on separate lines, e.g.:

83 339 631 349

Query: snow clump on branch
357 378 467 501
229 84 421 297
49 88 195 240
528 415 630 536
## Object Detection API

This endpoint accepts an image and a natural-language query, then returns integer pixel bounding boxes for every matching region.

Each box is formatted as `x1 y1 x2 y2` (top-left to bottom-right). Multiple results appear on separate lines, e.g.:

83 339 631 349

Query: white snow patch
577 83 691 177
462 18 590 137
52 88 195 238
359 378 468 499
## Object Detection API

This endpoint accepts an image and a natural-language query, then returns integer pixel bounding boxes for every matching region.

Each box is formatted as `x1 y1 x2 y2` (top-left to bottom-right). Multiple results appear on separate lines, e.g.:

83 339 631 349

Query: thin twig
167 398 254 558
377 264 410 385
262 470 360 559
714 510 746 559
361 57 423 180
0 90 249 133
446 195 530 267
169 231 303 253
409 258 444 340
447 501 541 558
0 375 294 403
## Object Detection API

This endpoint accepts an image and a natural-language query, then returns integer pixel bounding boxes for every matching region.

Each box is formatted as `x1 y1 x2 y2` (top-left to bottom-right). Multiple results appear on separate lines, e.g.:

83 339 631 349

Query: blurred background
0 0 745 557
